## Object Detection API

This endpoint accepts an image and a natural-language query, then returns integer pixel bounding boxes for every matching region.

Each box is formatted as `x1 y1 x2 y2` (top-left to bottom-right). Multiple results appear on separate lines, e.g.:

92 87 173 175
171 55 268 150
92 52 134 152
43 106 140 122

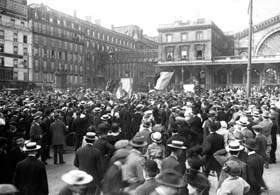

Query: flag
154 72 174 90
116 78 133 99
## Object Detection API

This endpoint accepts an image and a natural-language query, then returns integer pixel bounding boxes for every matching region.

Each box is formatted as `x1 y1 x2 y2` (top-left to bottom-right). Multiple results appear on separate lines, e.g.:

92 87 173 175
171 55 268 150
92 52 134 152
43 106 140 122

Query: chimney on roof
95 19 101 26
73 10 77 17
85 16 92 23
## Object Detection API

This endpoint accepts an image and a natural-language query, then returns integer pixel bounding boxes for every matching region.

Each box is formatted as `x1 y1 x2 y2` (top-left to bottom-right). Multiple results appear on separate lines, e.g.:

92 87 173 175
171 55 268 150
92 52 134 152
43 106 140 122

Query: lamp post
246 0 253 97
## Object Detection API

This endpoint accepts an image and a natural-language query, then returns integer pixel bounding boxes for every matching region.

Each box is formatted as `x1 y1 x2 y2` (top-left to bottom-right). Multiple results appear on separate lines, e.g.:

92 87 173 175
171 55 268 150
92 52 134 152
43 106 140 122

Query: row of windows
165 46 204 61
34 35 83 52
33 72 83 84
13 72 29 81
165 31 204 43
34 47 83 63
85 29 134 48
33 23 83 42
85 40 125 53
0 15 26 26
34 60 83 73
0 30 28 43
32 11 134 49
33 11 82 31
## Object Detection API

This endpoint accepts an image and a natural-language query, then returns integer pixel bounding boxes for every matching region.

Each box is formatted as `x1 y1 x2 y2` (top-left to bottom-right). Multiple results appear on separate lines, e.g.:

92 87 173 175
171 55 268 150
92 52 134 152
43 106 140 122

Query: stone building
28 4 85 89
156 15 280 89
0 0 33 89
28 4 158 90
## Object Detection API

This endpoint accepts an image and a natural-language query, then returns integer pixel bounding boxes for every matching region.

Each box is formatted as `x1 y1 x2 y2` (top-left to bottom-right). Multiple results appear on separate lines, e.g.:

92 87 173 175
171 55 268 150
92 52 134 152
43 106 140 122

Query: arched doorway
232 68 243 84
264 68 277 84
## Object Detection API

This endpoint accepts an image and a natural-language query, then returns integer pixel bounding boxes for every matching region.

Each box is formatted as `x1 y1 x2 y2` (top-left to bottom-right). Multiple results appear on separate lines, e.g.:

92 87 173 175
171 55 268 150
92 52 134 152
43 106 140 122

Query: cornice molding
234 14 280 39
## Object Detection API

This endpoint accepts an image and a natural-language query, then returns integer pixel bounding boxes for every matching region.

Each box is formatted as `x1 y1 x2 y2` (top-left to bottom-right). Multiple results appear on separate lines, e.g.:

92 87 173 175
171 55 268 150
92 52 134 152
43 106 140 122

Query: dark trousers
75 134 83 150
270 135 277 162
53 145 64 164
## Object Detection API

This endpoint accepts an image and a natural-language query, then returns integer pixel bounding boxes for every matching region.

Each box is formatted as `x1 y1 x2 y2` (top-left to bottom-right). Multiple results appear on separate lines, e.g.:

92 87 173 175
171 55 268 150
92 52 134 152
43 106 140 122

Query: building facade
0 0 33 89
156 16 280 89
28 4 157 90
29 4 85 89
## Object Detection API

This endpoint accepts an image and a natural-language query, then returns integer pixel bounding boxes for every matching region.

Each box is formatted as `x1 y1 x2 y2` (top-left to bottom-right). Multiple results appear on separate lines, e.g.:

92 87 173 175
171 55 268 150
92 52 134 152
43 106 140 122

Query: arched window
264 68 277 84
232 69 243 84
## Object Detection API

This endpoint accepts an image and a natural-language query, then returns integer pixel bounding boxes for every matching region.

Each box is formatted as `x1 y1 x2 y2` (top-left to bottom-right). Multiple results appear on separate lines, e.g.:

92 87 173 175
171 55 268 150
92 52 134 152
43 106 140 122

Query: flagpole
246 0 253 97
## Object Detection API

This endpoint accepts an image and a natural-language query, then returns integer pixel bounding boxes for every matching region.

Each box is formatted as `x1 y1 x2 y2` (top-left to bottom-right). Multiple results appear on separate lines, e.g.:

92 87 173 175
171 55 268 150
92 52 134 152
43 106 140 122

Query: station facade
156 15 280 89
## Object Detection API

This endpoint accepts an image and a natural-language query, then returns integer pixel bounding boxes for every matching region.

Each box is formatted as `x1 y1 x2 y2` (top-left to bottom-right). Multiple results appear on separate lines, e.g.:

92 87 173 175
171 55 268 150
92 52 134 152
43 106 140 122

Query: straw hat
236 116 249 126
22 142 41 152
0 184 18 194
225 140 244 152
150 132 163 144
61 170 93 185
85 132 97 141
167 140 186 150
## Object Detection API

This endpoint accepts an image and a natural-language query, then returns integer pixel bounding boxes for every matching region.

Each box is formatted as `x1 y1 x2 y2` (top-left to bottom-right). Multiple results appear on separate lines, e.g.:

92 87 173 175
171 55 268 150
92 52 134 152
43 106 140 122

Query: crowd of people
0 86 279 195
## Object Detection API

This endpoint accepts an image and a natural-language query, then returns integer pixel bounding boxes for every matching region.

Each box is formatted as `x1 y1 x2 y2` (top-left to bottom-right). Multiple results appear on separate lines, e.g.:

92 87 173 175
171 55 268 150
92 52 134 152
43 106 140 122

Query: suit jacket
202 132 224 171
8 146 26 178
74 144 104 187
255 133 267 161
202 118 213 138
29 122 43 144
216 111 228 122
92 136 115 170
103 163 126 195
72 117 88 136
214 151 247 189
258 119 273 145
166 134 187 173
161 154 182 175
135 178 159 195
0 151 10 183
122 149 145 187
50 120 66 146
14 156 48 195
246 152 265 195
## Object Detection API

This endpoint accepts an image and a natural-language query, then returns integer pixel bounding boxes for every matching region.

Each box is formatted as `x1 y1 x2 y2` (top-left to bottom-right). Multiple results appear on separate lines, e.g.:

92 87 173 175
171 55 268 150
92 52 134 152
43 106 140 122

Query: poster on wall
183 84 195 92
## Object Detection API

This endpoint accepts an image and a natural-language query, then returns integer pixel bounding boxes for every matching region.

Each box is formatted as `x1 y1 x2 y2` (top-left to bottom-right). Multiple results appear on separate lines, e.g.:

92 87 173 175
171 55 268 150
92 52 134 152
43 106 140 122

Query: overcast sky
28 0 280 36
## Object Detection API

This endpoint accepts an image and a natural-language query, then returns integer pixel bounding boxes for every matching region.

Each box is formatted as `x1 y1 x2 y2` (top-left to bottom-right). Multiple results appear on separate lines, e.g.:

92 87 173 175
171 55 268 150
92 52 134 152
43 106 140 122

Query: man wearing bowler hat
14 142 49 195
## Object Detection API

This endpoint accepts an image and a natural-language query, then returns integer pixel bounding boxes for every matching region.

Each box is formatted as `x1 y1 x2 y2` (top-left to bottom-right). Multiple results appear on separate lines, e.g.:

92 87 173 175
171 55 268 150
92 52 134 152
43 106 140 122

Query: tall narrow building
0 0 32 89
